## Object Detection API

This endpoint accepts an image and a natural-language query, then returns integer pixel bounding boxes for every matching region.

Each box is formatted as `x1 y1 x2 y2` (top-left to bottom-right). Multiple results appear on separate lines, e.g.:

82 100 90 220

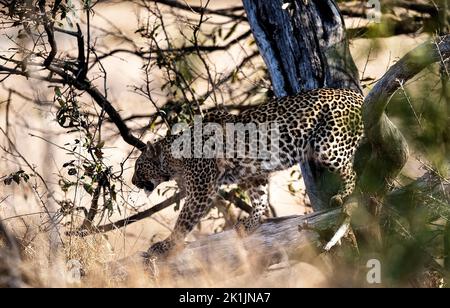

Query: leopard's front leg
147 159 219 259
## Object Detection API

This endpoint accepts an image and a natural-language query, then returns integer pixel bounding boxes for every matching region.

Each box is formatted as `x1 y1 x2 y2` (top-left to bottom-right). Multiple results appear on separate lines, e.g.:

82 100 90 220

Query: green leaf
110 185 117 201
68 168 77 176
63 160 75 168
231 68 239 83
54 87 62 97
97 140 105 149
94 148 103 159
105 199 114 217
174 199 181 212
83 183 93 195
12 174 20 184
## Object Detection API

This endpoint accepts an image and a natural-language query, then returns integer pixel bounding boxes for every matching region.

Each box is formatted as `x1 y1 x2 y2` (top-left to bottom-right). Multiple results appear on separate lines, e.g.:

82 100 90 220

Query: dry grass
0 219 333 288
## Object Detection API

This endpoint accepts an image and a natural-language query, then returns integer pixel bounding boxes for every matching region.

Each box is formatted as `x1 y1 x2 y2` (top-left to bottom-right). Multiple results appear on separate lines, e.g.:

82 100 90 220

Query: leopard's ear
146 141 162 157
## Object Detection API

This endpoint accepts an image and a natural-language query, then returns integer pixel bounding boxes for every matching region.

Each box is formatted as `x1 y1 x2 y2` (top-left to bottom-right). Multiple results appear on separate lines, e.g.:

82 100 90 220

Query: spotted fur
132 88 364 258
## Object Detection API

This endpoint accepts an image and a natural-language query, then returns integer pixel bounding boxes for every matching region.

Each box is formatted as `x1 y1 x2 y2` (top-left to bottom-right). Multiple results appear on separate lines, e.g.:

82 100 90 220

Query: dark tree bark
242 0 361 210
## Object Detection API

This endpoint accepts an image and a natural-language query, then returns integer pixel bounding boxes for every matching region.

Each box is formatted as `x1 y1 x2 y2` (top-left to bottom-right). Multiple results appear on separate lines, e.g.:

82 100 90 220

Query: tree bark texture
242 0 362 210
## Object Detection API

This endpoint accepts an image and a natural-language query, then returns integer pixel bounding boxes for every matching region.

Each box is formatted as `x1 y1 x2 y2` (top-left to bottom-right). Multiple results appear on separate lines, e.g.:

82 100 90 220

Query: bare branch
358 35 450 202
0 64 64 83
364 35 450 130
146 0 247 21
348 15 432 39
38 0 57 67
67 186 256 236
75 24 87 81
94 30 253 63
67 192 184 235
0 63 146 150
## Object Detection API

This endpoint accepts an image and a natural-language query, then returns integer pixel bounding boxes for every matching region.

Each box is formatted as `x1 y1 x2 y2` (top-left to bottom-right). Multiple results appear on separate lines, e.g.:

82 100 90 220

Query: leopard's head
132 141 171 195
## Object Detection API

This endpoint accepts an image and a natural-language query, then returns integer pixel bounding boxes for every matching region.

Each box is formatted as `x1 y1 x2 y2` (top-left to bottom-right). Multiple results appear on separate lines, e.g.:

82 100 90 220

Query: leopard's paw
234 217 261 237
329 195 343 208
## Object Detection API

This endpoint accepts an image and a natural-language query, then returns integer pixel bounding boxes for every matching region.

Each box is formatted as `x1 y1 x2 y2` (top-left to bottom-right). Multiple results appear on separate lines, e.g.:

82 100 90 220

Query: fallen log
107 206 349 279
108 172 448 279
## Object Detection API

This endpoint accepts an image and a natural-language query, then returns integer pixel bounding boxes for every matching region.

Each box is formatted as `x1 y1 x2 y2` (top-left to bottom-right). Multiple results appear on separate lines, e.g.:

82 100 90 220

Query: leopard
132 88 364 259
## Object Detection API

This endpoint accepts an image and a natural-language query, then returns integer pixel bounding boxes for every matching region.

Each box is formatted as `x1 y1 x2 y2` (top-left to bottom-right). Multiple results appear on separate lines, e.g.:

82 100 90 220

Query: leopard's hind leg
329 162 356 207
313 126 359 207
236 176 269 233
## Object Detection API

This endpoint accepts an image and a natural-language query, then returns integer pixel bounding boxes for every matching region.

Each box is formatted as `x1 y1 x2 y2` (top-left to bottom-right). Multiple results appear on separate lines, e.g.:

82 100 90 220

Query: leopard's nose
144 182 155 192
131 174 138 186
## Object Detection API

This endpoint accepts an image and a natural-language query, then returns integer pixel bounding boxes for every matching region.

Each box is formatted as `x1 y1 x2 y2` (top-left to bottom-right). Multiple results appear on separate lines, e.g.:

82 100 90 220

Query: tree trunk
242 0 361 210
